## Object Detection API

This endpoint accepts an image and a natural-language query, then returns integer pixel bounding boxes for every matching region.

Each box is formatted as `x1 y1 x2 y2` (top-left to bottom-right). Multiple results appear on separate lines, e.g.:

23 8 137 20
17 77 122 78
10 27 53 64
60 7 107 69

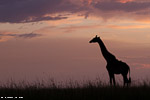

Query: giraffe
89 35 131 86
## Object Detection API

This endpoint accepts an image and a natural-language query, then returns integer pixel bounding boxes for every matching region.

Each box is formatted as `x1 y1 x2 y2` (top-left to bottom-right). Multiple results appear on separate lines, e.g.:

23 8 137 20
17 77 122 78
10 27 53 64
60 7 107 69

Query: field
0 79 150 100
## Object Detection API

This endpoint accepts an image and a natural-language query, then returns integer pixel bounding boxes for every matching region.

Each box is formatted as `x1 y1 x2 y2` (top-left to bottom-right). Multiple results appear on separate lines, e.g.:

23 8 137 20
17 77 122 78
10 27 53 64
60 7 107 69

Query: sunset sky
0 0 150 83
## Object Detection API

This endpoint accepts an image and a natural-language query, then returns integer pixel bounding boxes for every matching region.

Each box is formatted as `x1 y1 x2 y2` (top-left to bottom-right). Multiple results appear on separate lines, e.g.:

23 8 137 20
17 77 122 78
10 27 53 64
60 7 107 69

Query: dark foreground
0 81 150 100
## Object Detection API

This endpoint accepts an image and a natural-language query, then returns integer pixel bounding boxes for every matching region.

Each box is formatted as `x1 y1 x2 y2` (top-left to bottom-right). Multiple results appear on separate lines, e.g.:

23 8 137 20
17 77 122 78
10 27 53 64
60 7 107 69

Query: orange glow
133 63 150 69
80 0 93 5
0 31 16 42
0 36 13 42
117 0 134 3
135 18 150 23
107 25 150 29
88 0 93 4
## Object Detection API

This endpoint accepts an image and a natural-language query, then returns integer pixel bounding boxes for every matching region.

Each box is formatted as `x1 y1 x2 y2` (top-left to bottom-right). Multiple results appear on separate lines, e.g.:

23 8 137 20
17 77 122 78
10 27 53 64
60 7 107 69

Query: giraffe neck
97 39 116 62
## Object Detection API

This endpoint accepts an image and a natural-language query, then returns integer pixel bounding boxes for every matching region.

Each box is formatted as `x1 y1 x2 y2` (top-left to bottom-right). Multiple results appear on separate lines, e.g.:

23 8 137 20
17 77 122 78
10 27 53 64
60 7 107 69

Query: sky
0 0 150 84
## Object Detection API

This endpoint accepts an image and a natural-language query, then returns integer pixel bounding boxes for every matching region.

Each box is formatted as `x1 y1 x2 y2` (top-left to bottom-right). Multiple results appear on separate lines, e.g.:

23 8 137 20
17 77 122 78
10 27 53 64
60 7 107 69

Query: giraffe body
89 35 131 86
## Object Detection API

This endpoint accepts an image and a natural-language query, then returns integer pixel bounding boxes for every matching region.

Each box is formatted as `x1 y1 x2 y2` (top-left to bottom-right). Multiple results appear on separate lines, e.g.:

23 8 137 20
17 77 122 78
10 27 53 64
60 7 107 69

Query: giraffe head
89 35 100 43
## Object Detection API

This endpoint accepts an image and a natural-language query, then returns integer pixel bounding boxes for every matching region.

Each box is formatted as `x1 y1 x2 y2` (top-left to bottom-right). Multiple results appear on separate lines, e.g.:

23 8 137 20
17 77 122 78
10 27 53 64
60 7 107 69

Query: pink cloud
131 63 150 69
0 31 41 42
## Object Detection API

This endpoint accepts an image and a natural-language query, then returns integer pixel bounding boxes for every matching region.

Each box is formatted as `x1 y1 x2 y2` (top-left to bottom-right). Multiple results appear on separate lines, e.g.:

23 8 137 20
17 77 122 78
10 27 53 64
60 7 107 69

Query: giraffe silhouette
89 35 131 86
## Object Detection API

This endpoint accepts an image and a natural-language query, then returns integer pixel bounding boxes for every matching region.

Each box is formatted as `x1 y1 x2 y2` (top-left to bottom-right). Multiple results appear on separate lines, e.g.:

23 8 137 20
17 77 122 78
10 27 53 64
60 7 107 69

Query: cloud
21 16 68 23
60 24 101 32
0 0 83 23
0 32 41 39
92 1 150 12
16 33 42 38
121 56 150 60
107 25 150 29
0 0 150 23
131 63 150 69
60 24 150 33
89 0 150 21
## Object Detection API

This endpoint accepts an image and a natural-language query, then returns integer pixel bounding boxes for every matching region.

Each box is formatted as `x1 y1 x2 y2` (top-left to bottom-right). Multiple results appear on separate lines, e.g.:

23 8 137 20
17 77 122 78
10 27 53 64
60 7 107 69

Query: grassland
0 79 150 100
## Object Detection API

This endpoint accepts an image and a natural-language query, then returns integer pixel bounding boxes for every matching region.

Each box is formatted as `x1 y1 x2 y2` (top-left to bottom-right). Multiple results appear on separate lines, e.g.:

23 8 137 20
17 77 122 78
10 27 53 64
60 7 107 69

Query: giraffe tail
128 68 131 83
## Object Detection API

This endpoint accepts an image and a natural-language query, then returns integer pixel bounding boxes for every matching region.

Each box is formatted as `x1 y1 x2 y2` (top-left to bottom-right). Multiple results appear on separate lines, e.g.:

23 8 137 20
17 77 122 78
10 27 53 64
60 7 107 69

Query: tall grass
0 78 150 100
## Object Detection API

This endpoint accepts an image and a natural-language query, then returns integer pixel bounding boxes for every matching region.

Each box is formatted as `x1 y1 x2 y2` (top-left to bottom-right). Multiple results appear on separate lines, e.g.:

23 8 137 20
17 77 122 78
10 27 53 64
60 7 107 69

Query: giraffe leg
123 76 126 86
128 79 131 86
108 73 113 86
123 75 128 86
112 74 116 86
